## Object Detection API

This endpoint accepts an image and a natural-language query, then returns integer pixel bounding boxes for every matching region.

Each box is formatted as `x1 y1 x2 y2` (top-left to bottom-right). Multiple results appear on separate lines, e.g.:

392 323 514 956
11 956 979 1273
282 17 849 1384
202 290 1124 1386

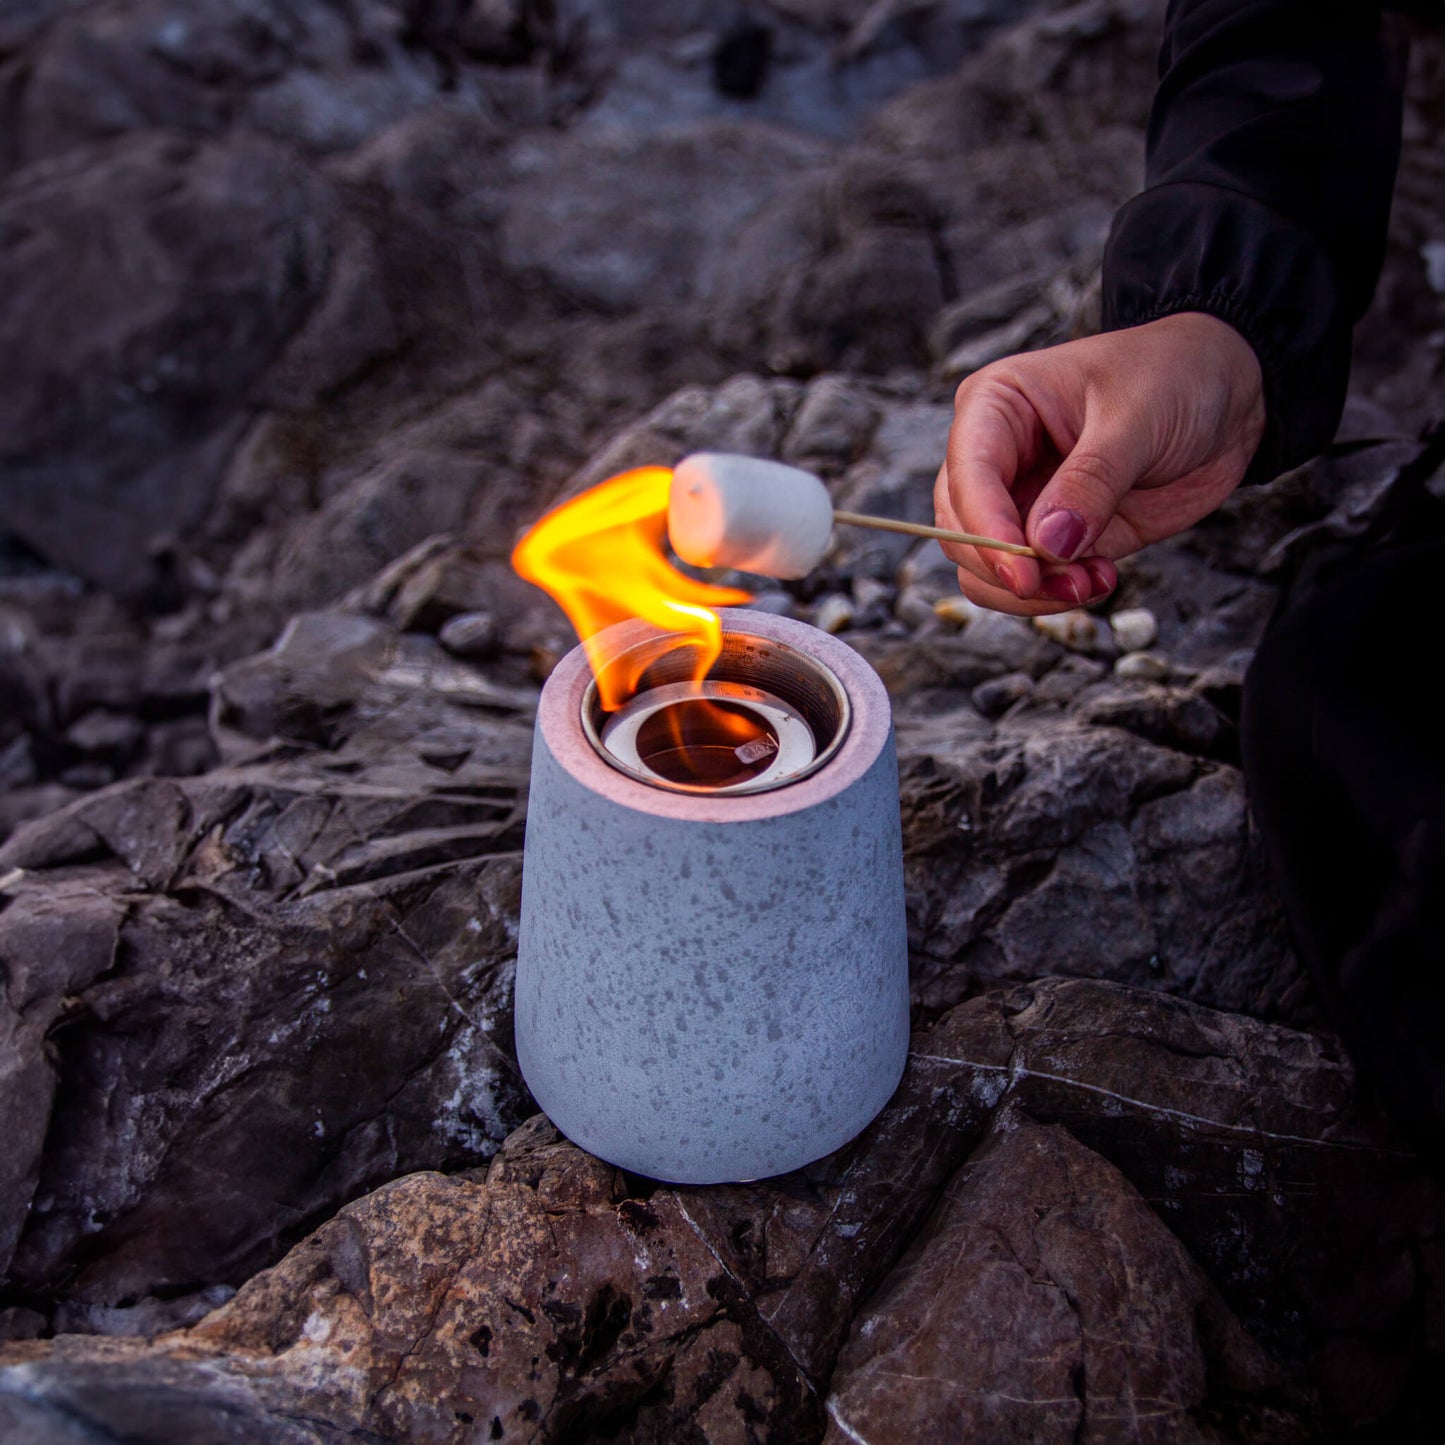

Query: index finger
939 378 1044 597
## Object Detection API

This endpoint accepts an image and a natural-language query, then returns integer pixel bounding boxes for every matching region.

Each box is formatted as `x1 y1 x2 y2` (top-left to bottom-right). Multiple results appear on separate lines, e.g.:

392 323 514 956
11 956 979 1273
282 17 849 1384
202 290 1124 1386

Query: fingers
938 383 1042 598
941 365 1121 608
953 560 1114 617
1024 421 1154 566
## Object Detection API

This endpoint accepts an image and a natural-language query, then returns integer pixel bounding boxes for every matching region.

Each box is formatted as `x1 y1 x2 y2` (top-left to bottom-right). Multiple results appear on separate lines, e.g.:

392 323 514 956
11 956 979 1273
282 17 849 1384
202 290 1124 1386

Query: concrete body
514 610 910 1184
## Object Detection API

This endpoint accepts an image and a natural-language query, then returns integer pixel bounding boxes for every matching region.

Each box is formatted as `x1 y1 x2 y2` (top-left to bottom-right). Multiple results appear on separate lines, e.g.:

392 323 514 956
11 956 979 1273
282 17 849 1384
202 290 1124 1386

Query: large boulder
1 980 1437 1440
0 131 331 594
0 612 537 1310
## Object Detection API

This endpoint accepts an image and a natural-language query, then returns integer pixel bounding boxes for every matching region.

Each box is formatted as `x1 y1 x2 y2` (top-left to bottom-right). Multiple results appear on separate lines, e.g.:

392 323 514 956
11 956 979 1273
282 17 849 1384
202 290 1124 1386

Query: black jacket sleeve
1101 0 1405 481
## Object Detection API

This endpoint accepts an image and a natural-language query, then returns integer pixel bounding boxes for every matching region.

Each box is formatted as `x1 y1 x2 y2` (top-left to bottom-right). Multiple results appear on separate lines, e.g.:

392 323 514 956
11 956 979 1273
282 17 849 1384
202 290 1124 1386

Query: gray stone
0 132 331 594
498 120 830 312
0 612 535 1309
782 375 882 468
826 1114 1290 1444
437 610 498 658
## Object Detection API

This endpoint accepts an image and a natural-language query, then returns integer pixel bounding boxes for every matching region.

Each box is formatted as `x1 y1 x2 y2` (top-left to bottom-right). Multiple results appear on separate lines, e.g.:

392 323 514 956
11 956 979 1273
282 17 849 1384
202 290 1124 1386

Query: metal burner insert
581 626 851 796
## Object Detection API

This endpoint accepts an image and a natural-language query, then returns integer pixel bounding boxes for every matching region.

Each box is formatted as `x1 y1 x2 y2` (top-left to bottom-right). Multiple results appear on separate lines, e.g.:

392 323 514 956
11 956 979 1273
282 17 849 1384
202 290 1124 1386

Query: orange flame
511 465 751 710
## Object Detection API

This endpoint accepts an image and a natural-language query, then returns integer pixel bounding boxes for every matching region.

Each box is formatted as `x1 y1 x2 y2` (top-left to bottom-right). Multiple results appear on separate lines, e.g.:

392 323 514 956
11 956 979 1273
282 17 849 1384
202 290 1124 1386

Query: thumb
1026 424 1151 563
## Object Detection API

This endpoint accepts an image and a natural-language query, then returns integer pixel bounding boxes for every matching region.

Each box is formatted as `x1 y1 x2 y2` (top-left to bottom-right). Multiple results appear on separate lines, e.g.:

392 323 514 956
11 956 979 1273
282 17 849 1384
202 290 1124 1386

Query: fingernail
1041 574 1086 605
995 562 1021 595
1083 559 1116 598
1036 508 1087 562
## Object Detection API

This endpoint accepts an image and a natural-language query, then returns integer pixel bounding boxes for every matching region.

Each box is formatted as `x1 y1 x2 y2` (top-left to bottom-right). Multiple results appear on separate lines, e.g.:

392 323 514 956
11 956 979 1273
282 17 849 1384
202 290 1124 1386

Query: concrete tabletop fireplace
514 608 909 1184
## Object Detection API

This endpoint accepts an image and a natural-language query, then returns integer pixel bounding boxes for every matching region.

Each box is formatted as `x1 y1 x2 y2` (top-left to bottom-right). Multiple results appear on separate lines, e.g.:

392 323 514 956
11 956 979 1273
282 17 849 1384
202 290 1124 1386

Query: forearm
1102 0 1404 480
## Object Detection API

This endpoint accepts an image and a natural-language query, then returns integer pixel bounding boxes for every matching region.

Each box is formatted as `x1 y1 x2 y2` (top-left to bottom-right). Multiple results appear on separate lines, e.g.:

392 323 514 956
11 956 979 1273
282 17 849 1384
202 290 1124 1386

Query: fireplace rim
580 623 853 796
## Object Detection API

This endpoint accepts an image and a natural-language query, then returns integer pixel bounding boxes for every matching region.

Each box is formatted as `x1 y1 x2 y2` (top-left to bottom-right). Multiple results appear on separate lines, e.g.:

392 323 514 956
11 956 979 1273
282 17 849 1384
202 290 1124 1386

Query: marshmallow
669 453 834 580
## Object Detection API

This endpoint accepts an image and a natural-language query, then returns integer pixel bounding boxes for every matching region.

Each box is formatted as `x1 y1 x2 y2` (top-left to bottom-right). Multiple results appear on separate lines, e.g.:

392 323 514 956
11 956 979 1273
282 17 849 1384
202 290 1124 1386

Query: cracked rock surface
1 982 1437 1441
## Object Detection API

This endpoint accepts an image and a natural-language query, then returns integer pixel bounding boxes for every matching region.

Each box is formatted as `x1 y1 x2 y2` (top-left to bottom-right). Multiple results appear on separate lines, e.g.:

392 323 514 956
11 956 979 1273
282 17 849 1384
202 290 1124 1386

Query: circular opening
582 627 850 796
634 698 779 789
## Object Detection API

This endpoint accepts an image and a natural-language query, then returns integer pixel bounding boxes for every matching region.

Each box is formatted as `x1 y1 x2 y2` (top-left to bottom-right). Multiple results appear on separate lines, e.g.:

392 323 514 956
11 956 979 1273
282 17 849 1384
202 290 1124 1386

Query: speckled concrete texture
515 609 910 1183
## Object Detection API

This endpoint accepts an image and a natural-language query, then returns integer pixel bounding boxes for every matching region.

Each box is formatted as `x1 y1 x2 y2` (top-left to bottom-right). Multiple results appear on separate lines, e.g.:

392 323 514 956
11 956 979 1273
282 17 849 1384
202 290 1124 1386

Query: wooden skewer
831 509 1037 558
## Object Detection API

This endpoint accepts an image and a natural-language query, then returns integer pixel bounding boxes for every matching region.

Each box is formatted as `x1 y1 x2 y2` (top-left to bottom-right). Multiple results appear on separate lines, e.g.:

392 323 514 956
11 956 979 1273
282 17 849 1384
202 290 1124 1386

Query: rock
4 980 1439 1439
1032 652 1107 704
1033 607 1101 652
933 594 986 627
0 737 36 790
935 300 1057 380
851 574 895 620
927 270 1052 361
0 132 331 594
782 375 882 468
0 611 535 1310
898 540 962 593
64 710 146 760
1115 649 1171 680
271 454 477 612
826 1114 1292 1444
745 588 797 617
770 225 947 375
1109 604 1159 653
1076 680 1229 759
970 669 1033 717
498 120 830 313
896 715 1297 1017
894 585 939 629
571 375 802 496
812 593 857 633
438 610 498 658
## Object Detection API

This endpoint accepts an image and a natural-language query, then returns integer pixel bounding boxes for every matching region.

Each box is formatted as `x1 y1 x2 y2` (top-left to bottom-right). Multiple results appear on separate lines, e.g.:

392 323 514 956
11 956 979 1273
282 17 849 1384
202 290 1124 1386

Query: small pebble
897 540 959 589
66 709 145 757
933 595 986 628
852 576 894 612
438 611 498 659
1114 650 1170 681
894 586 938 630
1034 655 1107 704
1109 607 1159 654
743 589 794 617
972 672 1034 718
812 593 856 634
1032 609 1099 653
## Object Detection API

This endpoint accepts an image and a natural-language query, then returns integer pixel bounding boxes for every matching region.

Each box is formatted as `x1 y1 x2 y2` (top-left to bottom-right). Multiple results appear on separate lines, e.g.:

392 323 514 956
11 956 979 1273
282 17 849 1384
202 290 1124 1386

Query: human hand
934 312 1266 615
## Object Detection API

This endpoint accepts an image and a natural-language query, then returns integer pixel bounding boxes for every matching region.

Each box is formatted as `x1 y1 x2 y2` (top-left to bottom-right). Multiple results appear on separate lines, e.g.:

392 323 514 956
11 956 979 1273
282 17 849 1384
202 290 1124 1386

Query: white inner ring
599 680 818 794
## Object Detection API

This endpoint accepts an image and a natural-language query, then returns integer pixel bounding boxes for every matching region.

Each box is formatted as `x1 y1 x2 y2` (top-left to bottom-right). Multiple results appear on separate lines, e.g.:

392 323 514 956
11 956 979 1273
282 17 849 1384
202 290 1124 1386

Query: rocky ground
2 1 1445 1441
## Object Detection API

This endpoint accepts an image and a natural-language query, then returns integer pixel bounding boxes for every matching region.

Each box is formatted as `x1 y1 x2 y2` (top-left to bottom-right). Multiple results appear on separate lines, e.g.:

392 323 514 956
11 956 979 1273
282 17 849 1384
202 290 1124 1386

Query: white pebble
812 594 856 634
668 453 834 580
438 611 498 658
1114 650 1170 680
1032 609 1099 652
1109 607 1159 654
852 576 893 612
933 595 986 627
894 587 938 629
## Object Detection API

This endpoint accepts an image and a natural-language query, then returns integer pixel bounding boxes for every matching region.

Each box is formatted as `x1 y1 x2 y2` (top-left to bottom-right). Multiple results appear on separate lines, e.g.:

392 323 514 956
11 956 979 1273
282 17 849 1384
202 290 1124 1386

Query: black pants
1242 445 1445 1155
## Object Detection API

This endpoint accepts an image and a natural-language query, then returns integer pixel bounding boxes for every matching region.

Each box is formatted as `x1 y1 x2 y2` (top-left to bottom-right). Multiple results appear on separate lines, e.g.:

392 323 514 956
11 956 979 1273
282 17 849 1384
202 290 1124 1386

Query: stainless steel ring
580 624 852 796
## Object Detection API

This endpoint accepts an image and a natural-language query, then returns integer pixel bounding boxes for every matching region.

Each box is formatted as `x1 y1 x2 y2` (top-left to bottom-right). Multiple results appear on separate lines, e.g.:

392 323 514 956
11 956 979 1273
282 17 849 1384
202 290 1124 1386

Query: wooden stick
832 509 1037 557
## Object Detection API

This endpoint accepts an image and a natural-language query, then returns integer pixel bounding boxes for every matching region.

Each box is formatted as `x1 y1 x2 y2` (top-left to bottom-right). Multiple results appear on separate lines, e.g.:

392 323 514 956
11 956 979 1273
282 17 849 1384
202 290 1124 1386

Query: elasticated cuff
1103 181 1354 485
